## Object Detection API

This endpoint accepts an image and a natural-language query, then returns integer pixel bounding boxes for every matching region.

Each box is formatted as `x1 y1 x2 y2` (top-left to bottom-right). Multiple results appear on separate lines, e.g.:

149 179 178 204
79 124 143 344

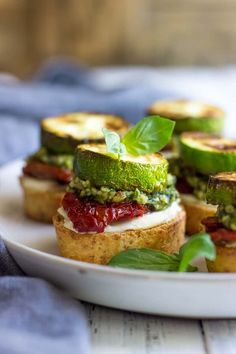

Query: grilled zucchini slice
41 112 129 154
74 144 169 192
147 99 225 134
207 172 236 205
179 133 236 174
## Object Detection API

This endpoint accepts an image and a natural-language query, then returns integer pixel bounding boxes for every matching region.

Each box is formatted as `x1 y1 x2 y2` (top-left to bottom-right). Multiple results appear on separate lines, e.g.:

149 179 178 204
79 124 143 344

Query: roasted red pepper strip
23 160 73 184
62 192 149 233
202 217 236 242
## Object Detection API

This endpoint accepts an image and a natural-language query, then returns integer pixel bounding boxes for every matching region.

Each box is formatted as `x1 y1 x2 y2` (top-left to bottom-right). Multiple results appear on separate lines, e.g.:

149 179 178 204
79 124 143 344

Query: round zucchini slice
207 172 236 205
41 112 130 154
147 99 225 134
74 144 169 192
179 132 236 174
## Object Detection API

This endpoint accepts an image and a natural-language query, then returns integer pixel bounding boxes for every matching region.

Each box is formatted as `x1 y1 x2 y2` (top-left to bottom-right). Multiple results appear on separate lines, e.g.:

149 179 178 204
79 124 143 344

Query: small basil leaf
108 248 180 271
178 233 216 272
122 116 175 155
102 128 126 158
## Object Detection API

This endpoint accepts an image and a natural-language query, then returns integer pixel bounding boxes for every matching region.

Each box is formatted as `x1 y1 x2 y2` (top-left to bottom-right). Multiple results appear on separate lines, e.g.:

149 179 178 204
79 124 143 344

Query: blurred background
1 0 236 77
0 0 236 164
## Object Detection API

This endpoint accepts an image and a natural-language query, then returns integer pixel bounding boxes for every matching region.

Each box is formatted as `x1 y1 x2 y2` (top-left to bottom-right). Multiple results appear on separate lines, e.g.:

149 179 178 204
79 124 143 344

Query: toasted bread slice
53 207 186 265
20 176 66 223
181 193 217 235
207 245 236 272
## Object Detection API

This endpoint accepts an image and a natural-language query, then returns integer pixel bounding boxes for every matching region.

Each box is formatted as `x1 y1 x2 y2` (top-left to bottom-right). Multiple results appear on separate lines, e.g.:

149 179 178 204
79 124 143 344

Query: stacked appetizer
53 116 186 264
147 99 225 162
203 173 236 272
21 112 129 222
177 133 236 234
147 99 225 135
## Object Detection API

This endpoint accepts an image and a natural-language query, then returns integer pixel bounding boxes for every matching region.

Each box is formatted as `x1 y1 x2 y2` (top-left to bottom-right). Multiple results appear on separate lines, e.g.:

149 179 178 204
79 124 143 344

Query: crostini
53 116 186 265
203 172 236 272
176 133 236 234
20 112 129 222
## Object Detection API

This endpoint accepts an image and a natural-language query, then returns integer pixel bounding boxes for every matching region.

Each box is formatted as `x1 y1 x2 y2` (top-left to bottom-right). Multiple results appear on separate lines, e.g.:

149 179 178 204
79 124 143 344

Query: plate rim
2 159 236 282
3 234 236 282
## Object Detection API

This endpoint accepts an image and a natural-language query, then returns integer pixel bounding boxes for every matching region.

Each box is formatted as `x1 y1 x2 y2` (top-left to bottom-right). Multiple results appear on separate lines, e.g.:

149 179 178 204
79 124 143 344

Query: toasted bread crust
207 245 236 272
20 177 66 223
181 194 217 235
53 207 186 265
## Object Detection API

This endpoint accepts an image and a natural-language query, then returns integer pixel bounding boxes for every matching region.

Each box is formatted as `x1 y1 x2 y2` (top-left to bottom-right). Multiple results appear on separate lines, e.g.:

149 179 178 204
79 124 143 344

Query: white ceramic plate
1 160 236 319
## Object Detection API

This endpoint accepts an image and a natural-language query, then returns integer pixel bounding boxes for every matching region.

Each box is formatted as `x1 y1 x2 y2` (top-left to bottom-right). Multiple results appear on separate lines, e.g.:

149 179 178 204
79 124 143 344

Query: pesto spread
217 204 236 231
69 174 179 211
169 158 208 200
28 147 74 170
185 174 208 201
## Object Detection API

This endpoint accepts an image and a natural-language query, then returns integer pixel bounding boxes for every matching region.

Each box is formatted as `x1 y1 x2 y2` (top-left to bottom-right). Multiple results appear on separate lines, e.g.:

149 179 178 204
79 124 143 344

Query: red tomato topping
209 229 236 243
202 217 223 232
62 192 149 233
202 217 236 243
23 161 73 184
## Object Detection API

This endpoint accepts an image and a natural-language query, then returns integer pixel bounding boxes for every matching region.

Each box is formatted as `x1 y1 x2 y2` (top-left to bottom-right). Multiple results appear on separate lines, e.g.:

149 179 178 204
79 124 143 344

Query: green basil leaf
108 248 180 271
102 128 126 158
178 233 216 272
122 116 175 155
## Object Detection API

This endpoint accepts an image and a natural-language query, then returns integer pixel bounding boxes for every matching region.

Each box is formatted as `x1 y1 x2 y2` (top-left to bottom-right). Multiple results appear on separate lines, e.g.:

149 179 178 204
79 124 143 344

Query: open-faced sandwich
176 133 236 234
203 172 236 272
20 112 129 223
53 116 186 264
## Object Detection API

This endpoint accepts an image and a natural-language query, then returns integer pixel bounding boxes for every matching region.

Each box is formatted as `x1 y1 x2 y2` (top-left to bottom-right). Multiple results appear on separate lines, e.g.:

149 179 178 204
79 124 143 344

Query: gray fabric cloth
0 238 23 276
0 237 90 354
0 277 90 354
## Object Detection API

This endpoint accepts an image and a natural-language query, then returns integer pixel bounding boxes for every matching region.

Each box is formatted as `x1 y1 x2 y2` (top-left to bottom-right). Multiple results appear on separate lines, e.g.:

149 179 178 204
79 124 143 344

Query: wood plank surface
85 303 236 354
85 304 206 354
202 320 236 354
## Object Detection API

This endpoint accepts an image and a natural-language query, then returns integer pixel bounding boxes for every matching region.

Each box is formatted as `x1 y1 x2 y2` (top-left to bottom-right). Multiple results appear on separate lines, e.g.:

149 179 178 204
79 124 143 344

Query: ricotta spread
58 200 182 234
21 176 66 192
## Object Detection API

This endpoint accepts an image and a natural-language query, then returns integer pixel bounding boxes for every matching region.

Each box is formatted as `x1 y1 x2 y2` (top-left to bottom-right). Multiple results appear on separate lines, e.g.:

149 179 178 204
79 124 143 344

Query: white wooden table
85 303 236 354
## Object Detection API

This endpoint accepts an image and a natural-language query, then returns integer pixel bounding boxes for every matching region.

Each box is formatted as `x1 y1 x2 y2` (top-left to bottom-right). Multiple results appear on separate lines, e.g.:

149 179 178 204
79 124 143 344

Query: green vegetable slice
179 132 236 174
206 172 236 205
147 99 225 134
41 112 129 154
74 144 169 192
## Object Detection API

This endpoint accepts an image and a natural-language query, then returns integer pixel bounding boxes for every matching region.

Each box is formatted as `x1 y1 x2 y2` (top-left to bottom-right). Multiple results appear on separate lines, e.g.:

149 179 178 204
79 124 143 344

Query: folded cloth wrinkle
0 237 90 354
0 238 24 276
0 277 90 354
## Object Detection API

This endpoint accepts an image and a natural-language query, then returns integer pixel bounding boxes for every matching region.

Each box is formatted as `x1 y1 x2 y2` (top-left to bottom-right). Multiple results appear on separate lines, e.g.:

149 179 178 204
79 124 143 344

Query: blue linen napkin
0 238 90 354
